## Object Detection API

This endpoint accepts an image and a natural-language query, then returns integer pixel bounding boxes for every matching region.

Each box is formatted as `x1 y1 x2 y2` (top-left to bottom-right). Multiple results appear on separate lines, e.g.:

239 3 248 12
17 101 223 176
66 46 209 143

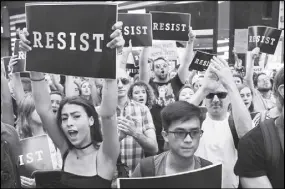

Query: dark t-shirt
149 74 184 153
234 124 284 188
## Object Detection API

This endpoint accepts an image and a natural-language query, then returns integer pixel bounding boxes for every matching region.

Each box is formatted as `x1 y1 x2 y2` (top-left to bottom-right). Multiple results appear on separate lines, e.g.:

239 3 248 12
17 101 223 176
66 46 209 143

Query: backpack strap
140 157 155 177
228 114 239 149
260 118 281 175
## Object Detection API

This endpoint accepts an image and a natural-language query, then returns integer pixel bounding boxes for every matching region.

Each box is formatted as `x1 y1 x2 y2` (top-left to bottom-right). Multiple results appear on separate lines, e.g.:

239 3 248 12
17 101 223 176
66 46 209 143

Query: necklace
74 142 93 159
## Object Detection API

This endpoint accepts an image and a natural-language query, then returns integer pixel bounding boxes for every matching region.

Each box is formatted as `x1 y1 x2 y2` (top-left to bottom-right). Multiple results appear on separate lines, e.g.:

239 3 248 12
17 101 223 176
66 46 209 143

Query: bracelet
30 77 45 82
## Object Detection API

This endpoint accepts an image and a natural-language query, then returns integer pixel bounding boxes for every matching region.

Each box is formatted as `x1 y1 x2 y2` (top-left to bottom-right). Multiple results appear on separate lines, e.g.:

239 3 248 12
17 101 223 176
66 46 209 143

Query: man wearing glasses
131 101 212 177
189 57 252 188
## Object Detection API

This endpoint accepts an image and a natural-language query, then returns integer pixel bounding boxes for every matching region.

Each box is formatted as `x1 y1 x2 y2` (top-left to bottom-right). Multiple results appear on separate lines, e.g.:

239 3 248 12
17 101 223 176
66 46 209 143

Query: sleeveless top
60 149 112 188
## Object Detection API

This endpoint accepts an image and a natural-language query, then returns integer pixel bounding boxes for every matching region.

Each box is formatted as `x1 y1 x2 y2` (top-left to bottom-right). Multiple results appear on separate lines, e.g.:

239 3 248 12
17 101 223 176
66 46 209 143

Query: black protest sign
12 39 26 73
126 63 139 75
19 135 53 177
118 163 222 188
151 11 190 41
132 50 140 67
119 13 152 47
189 51 216 71
25 2 117 79
248 26 282 55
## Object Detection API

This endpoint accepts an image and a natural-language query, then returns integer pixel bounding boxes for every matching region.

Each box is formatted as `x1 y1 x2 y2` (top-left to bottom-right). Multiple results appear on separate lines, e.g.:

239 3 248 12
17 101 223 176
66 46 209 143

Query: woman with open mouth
18 21 124 188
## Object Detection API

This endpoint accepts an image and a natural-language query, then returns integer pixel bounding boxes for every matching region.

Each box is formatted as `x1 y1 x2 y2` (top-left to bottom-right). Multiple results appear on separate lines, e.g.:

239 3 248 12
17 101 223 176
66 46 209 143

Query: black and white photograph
1 1 284 188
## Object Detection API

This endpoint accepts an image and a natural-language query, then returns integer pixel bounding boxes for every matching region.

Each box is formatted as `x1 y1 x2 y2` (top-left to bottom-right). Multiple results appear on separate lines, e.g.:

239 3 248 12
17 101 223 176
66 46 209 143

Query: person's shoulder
195 156 213 168
239 124 263 146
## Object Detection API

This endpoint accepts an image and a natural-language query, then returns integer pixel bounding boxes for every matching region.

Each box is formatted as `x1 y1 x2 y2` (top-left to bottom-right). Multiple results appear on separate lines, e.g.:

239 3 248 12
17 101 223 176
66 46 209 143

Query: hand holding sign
188 26 196 43
20 176 36 188
19 28 32 52
107 21 125 51
250 47 260 60
8 55 20 73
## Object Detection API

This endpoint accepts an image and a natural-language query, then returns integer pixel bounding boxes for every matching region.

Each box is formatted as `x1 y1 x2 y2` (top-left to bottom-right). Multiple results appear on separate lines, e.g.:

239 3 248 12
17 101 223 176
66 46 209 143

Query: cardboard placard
18 135 53 178
25 2 117 79
151 11 190 41
12 39 26 73
150 40 178 61
189 51 216 71
118 163 222 188
234 29 248 54
248 26 282 55
118 13 152 47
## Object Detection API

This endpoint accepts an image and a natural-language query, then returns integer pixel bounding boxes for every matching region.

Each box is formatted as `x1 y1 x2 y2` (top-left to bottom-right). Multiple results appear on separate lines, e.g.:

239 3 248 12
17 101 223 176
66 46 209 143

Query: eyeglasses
167 130 204 140
206 92 228 99
117 78 130 85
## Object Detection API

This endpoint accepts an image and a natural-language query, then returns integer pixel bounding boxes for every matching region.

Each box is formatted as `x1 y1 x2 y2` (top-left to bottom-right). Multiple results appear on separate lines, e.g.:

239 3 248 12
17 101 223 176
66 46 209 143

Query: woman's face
60 104 93 147
239 87 253 109
81 82 91 96
50 94 62 114
132 86 147 105
179 88 195 104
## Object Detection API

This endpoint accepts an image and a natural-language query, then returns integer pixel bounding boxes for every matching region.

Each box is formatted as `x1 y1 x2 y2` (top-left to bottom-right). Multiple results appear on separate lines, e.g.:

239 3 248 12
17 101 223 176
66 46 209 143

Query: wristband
30 77 45 82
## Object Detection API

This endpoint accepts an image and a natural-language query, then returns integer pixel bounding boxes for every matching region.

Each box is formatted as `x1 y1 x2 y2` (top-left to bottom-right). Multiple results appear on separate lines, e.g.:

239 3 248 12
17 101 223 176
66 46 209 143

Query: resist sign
151 11 191 41
25 2 117 79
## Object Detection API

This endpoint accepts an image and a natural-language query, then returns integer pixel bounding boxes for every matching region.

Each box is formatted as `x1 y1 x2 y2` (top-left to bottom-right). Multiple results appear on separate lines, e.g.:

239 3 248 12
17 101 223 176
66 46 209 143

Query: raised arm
210 57 252 137
50 74 64 94
244 47 260 91
139 47 151 83
97 21 124 179
1 64 14 126
19 28 68 153
177 27 196 84
65 76 79 97
90 78 102 107
9 56 25 105
120 39 132 70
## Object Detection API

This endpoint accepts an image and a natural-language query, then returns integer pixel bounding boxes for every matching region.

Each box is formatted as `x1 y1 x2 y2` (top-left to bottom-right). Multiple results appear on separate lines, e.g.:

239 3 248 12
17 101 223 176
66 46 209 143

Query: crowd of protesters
1 11 284 189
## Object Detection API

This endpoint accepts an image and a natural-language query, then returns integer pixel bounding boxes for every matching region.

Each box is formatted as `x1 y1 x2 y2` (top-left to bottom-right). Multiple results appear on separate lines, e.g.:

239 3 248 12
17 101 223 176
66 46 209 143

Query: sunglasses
167 130 204 140
206 92 228 99
117 78 130 85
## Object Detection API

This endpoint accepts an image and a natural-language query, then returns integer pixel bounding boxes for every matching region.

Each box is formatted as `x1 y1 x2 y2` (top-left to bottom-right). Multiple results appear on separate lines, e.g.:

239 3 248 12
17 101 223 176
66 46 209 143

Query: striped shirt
117 100 155 173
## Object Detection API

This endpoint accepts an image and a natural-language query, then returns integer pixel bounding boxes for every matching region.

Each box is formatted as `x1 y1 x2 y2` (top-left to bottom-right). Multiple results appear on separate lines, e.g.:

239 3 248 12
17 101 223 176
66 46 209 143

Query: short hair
237 84 254 113
152 57 169 70
177 84 194 101
254 72 267 87
50 90 64 98
161 101 205 131
128 81 155 109
233 74 243 83
273 66 284 106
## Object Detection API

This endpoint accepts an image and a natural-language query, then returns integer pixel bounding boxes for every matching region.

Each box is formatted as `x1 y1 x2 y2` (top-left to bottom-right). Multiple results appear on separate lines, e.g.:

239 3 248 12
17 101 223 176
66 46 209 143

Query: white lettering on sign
153 23 187 32
124 26 148 35
18 51 26 59
32 31 104 52
19 150 44 165
249 36 276 45
194 58 210 67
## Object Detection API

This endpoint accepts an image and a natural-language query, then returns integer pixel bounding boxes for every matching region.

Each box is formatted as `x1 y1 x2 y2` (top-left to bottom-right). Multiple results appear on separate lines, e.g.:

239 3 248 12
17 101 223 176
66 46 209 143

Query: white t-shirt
195 113 239 188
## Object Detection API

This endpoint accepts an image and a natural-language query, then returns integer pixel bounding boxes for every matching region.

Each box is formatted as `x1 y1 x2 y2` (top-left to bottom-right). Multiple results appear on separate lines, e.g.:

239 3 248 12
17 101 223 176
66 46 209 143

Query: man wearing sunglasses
132 101 212 178
189 56 252 188
115 68 158 174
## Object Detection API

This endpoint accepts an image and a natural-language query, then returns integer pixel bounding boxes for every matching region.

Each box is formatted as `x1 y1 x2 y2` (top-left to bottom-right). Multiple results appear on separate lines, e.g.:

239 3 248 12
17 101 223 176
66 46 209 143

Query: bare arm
30 72 69 154
240 176 273 188
133 129 158 155
120 40 132 70
178 28 196 84
244 48 260 91
1 71 14 126
90 78 101 107
50 74 64 94
139 47 151 83
65 76 78 97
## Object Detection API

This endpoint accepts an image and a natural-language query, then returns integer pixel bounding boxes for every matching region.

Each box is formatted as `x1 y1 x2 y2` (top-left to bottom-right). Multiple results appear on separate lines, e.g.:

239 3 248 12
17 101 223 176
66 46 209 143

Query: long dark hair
56 96 102 149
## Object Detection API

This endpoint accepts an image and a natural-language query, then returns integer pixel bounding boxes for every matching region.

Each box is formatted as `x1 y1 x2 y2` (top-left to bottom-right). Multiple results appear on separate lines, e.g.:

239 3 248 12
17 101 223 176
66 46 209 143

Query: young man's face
153 59 169 80
257 74 272 91
117 69 130 98
163 117 202 158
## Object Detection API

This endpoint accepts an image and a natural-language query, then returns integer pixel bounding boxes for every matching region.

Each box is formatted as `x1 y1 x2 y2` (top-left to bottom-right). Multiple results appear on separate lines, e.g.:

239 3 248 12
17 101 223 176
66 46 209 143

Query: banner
189 51 216 71
1 56 11 78
234 29 248 53
12 39 26 73
119 13 152 47
248 26 282 55
25 2 118 79
118 163 222 188
151 11 191 41
18 134 53 178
